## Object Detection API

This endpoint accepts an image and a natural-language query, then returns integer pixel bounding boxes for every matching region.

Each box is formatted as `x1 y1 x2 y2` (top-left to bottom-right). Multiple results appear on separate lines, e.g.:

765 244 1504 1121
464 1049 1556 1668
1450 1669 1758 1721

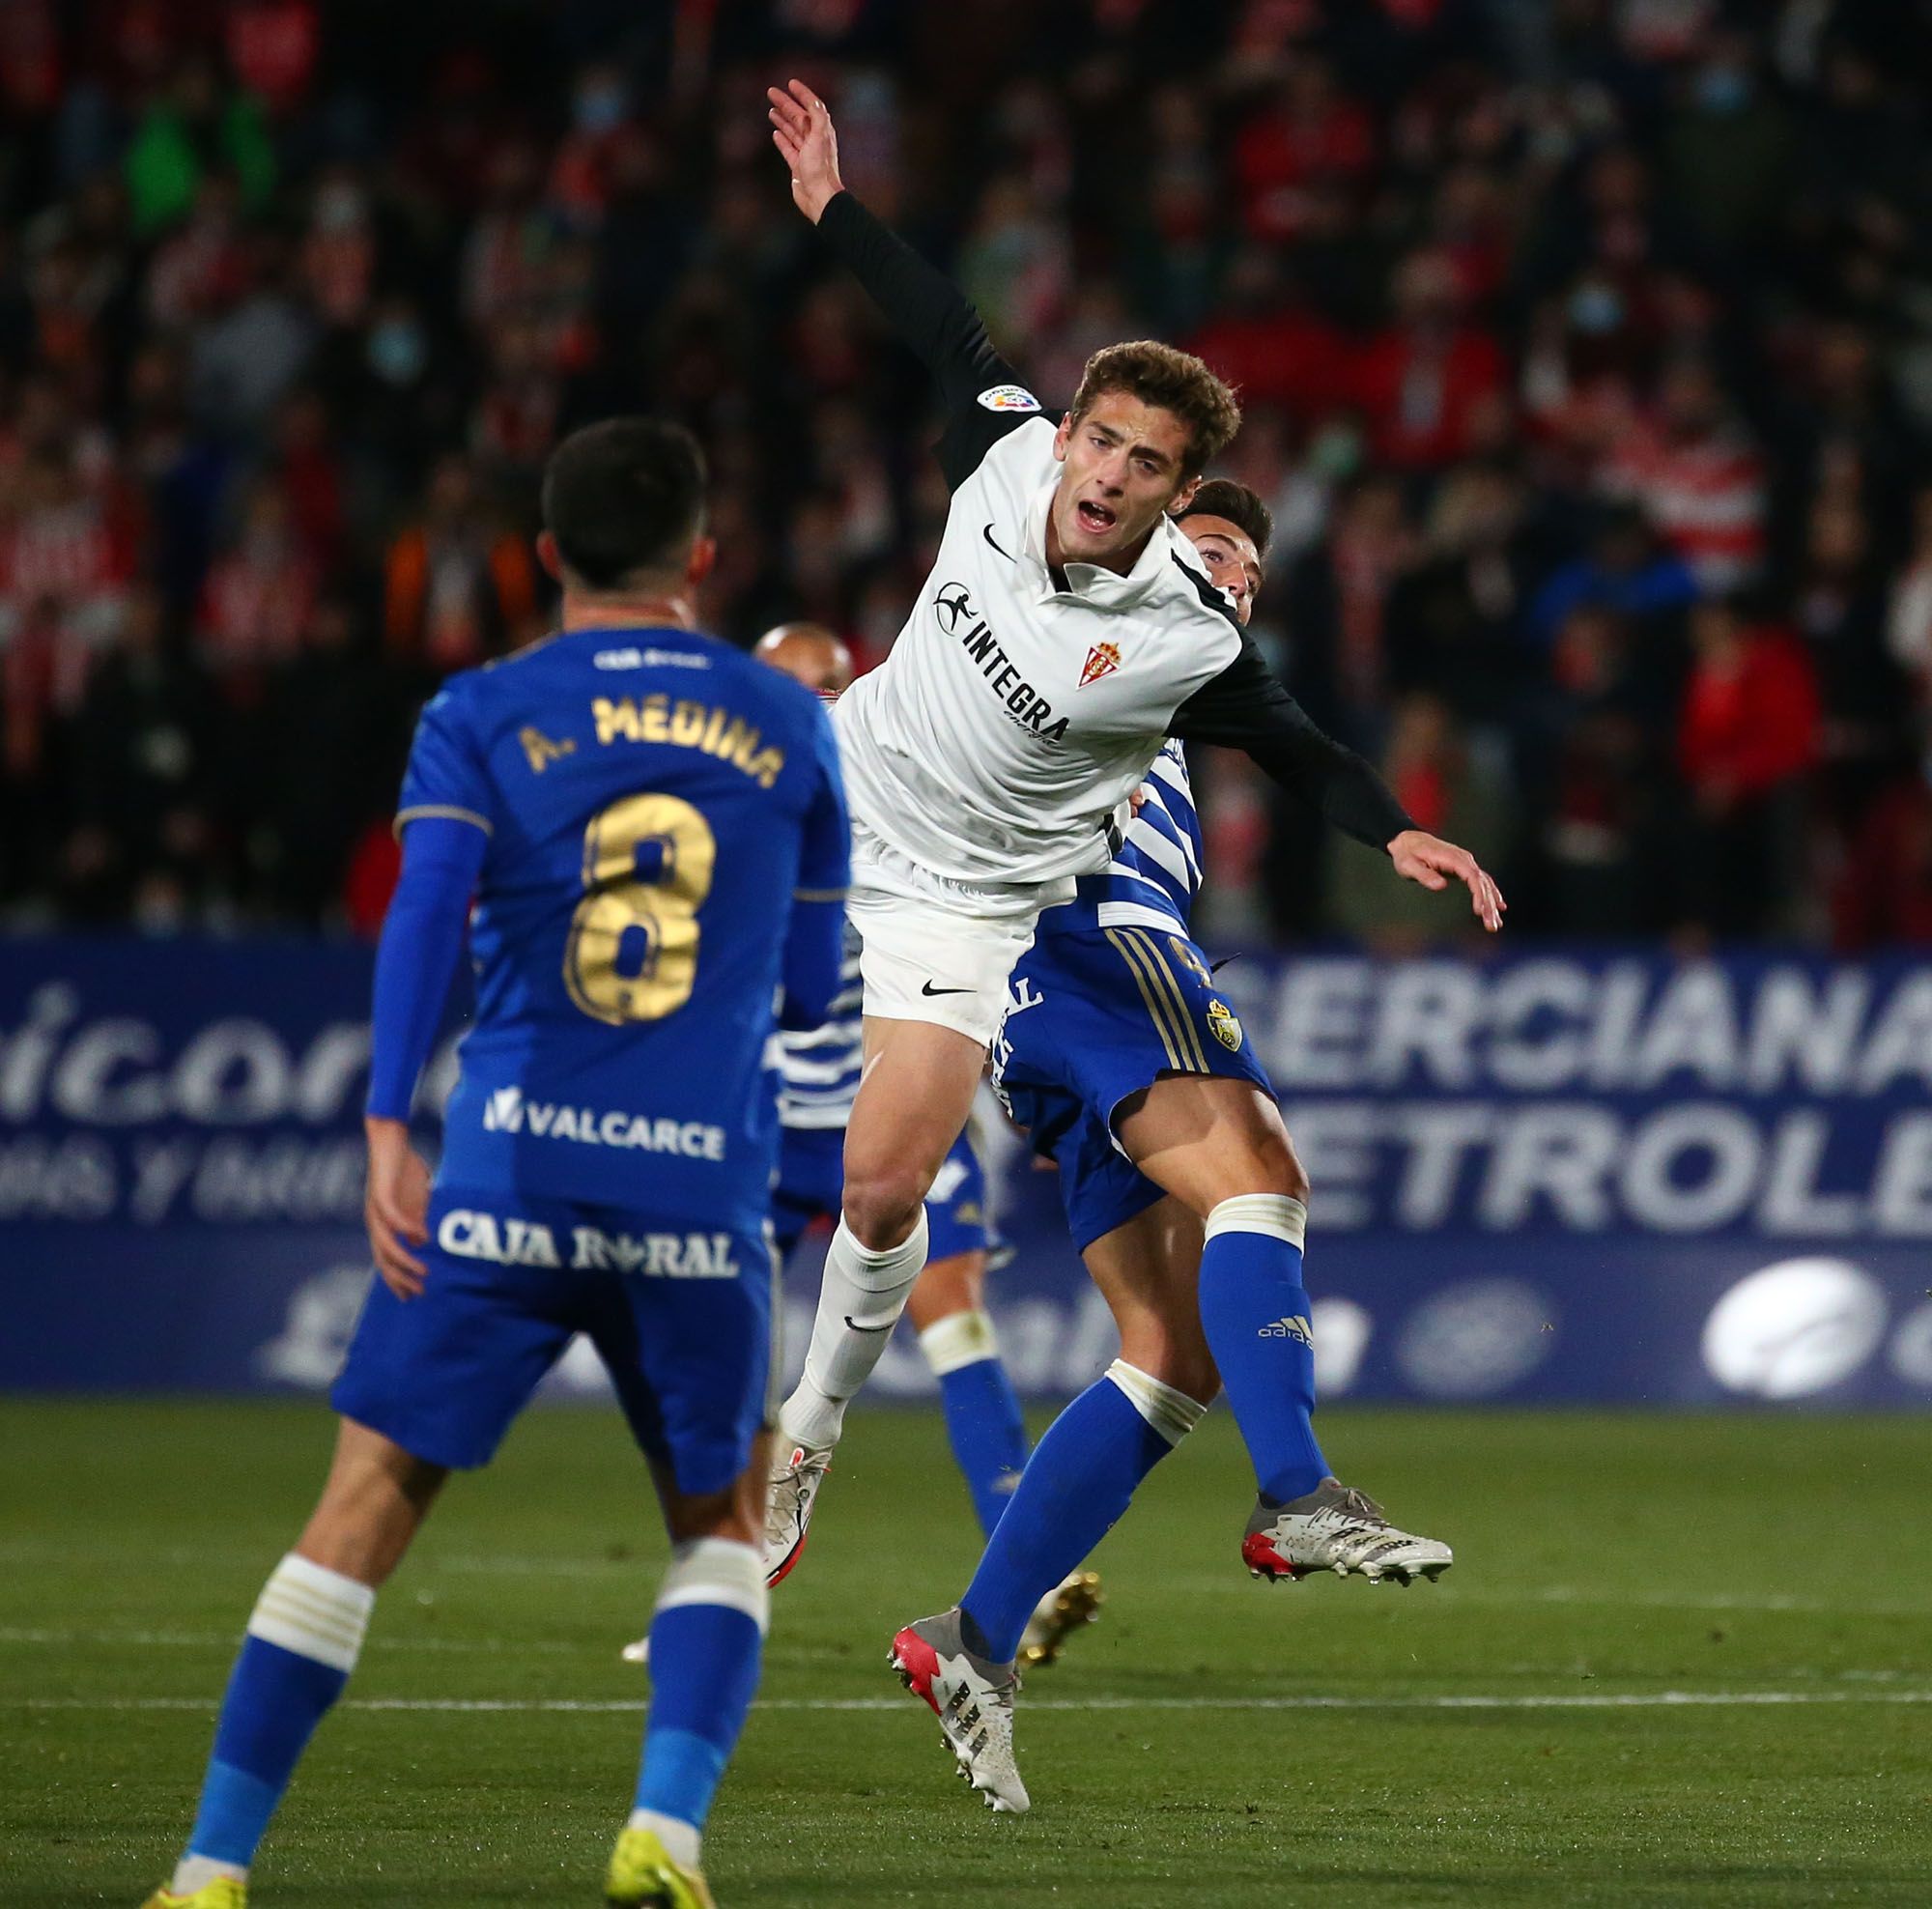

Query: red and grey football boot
888 1608 1029 1813
1243 1478 1452 1585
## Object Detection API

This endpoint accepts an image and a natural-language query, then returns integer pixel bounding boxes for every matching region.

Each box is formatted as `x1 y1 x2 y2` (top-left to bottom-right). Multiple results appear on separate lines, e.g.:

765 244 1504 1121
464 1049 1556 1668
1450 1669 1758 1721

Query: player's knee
667 1481 759 1550
907 1251 982 1330
1116 1322 1218 1410
1161 1346 1221 1410
295 1497 420 1588
1107 1357 1213 1443
298 1430 442 1586
1241 1128 1309 1207
840 1164 928 1251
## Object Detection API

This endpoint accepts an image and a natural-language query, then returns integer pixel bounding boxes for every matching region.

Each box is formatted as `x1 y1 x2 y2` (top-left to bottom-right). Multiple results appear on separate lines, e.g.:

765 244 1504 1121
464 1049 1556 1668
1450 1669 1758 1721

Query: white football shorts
844 821 1067 1046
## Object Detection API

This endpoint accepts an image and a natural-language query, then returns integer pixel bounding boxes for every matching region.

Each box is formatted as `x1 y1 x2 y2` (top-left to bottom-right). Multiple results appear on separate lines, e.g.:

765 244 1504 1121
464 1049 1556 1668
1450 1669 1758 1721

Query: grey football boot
1243 1478 1453 1585
889 1608 1029 1812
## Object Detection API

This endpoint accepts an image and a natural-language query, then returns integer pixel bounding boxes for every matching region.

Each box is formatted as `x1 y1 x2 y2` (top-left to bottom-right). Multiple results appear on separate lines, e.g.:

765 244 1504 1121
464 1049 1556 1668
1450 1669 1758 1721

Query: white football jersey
835 416 1241 886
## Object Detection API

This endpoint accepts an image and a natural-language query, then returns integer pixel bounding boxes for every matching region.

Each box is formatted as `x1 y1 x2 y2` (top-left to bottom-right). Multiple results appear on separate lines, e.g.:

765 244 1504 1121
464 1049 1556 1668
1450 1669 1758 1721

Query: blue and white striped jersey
1054 738 1202 937
774 925 865 1129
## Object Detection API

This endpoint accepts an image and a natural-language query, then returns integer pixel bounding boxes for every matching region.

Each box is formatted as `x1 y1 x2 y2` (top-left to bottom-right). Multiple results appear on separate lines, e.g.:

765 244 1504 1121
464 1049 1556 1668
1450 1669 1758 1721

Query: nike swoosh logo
921 981 972 996
842 1316 894 1334
982 522 1013 559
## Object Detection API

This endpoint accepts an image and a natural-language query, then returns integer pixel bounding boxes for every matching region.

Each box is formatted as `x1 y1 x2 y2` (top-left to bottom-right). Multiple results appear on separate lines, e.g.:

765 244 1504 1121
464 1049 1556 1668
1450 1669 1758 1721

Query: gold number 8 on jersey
564 792 717 1023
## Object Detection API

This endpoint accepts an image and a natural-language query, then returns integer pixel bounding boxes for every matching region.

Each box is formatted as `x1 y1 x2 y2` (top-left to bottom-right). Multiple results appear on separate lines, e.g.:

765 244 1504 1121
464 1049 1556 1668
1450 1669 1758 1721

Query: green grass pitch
4 1398 1931 1906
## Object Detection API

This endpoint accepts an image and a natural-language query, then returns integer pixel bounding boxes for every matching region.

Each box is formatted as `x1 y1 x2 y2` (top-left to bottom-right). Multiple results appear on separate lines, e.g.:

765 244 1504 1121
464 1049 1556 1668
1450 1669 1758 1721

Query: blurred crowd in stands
3 0 1932 951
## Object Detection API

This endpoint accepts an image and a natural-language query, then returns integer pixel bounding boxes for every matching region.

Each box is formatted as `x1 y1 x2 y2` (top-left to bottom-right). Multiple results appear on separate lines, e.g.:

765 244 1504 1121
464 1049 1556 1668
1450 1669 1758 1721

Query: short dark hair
541 417 707 590
1069 341 1241 475
1178 479 1273 559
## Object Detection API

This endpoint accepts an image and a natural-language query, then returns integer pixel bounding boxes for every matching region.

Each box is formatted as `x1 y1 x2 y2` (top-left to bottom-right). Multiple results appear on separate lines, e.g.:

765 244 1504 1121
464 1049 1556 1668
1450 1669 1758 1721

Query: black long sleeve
1173 619 1414 852
817 191 1043 487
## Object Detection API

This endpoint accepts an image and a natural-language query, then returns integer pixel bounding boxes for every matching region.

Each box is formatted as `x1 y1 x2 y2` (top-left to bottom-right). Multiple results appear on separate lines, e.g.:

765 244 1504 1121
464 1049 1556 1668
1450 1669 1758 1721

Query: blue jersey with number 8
396 624 849 1230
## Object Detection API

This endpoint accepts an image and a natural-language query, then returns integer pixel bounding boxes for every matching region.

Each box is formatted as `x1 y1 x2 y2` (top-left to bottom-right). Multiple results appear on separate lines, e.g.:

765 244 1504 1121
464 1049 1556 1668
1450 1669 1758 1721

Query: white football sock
626 1808 700 1868
171 1855 248 1894
781 1211 928 1451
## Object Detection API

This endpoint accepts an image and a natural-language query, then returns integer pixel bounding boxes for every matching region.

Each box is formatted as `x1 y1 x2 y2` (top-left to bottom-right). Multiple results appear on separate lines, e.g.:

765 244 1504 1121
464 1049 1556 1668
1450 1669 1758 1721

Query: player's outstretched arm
767 76 846 226
1385 829 1506 931
769 77 1029 484
1172 628 1504 932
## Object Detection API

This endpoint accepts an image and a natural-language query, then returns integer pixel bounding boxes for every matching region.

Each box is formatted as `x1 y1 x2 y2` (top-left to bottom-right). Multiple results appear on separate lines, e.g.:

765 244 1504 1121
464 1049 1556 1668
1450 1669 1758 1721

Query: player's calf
777 1205 930 1458
143 1421 433 1906
622 1532 768 1895
916 1296 1030 1540
146 1551 377 1905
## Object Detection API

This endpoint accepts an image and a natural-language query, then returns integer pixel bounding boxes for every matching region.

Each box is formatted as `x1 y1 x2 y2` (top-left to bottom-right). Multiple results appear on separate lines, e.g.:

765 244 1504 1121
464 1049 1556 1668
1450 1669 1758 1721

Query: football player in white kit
763 78 1503 1577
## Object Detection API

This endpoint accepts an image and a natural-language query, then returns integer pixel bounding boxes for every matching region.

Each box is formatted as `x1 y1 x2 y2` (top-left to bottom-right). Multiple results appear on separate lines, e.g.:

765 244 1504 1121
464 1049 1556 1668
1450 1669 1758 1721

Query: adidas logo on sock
1258 1315 1314 1346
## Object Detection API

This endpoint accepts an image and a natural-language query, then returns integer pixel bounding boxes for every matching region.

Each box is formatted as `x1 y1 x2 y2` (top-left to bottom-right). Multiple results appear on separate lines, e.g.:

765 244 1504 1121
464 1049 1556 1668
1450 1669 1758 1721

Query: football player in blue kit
142 420 848 1909
889 484 1458 1814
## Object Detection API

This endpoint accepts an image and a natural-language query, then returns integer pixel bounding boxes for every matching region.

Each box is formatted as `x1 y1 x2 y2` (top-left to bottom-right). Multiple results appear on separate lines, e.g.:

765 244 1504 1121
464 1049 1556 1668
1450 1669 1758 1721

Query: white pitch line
0 1626 577 1655
1151 1579 1932 1617
11 1691 1932 1717
1520 1586 1932 1616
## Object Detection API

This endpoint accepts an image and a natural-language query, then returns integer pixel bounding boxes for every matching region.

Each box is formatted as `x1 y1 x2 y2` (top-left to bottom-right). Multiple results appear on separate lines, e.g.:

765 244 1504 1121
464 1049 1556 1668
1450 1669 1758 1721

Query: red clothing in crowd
1834 777 1932 949
1602 421 1767 593
1233 90 1375 242
0 481 139 727
1187 307 1349 420
1678 628 1819 798
1353 324 1505 470
226 0 319 114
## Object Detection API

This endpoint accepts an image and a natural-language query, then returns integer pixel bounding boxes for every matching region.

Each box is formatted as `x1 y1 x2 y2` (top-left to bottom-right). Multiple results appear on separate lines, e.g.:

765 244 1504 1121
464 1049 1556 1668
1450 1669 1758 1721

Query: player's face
1180 515 1263 626
1050 391 1200 569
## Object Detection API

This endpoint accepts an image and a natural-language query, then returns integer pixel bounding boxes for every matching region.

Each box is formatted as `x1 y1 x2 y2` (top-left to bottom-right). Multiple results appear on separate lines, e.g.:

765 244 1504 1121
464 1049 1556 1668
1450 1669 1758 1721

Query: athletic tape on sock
656 1537 769 1636
244 1553 375 1674
1105 1358 1208 1448
1204 1192 1307 1249
920 1308 1001 1377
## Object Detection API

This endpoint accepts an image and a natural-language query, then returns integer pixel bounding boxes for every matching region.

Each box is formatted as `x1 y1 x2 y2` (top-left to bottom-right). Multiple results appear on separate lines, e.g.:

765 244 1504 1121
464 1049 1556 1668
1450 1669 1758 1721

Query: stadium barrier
2 938 1929 1406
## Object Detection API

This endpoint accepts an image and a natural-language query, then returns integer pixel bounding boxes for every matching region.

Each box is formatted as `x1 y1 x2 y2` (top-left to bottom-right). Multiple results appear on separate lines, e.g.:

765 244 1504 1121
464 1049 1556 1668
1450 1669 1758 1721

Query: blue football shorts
332 1182 777 1495
771 1125 989 1263
994 918 1274 1252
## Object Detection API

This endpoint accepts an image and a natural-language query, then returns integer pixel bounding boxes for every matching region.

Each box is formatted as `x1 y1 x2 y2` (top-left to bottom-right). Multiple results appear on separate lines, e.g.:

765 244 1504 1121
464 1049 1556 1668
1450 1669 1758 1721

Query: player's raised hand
364 1115 432 1299
1387 829 1506 932
767 77 843 223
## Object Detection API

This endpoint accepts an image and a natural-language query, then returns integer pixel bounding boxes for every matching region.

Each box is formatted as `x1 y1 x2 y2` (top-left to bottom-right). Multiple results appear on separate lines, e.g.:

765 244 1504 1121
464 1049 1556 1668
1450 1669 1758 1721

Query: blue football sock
1198 1194 1328 1505
633 1539 766 1842
183 1555 374 1873
959 1360 1202 1664
921 1313 1031 1537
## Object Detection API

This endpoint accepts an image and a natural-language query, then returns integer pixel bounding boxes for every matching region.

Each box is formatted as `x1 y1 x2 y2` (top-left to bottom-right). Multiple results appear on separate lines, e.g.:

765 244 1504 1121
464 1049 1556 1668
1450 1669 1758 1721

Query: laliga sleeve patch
977 385 1042 413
